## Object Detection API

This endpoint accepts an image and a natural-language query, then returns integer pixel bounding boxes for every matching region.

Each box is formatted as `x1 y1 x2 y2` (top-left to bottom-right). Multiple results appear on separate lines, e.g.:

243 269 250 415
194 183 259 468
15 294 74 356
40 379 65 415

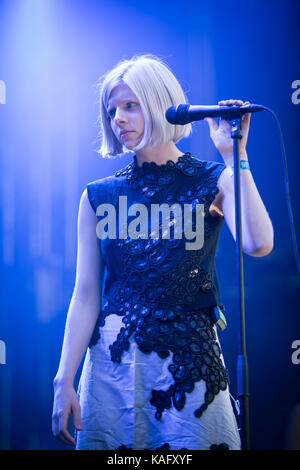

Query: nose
113 107 127 126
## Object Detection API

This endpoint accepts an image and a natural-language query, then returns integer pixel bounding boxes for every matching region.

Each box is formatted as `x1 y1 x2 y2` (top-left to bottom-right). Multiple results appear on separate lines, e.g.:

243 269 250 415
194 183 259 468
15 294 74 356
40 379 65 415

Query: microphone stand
229 117 250 450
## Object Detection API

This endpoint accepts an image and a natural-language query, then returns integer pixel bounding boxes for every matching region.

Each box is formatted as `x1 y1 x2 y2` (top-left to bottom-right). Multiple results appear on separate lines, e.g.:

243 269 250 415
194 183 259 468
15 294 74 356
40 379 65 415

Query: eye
127 102 137 109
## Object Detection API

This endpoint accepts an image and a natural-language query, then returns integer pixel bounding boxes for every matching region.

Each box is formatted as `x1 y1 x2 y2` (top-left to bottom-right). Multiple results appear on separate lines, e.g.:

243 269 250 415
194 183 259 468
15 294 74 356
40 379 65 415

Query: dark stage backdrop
0 0 299 450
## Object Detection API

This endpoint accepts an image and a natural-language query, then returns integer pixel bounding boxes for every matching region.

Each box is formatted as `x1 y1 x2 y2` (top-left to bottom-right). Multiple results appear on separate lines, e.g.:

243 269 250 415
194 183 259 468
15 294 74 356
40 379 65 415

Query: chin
124 143 135 151
125 140 141 151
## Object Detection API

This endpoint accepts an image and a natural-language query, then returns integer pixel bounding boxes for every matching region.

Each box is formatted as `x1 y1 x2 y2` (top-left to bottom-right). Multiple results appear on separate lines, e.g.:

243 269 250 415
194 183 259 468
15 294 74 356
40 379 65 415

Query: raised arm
52 188 105 446
216 162 273 256
206 99 274 257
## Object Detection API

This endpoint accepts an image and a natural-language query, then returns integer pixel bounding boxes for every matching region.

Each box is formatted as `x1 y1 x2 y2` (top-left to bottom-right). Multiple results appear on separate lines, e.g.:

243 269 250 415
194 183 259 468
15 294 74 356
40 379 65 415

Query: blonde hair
95 54 192 158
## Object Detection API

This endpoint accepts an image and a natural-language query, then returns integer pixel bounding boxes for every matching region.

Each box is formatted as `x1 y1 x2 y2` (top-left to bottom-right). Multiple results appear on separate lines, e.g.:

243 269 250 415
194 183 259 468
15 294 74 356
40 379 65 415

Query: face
107 82 145 150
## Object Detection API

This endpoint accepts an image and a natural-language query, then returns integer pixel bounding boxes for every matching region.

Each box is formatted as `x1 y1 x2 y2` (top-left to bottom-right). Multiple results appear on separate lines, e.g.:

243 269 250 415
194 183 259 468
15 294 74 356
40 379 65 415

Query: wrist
226 159 251 177
53 374 74 389
221 149 248 166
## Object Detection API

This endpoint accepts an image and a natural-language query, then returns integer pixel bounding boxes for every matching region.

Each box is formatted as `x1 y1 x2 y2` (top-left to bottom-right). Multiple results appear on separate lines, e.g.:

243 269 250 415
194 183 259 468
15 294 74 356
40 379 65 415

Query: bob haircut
96 54 192 158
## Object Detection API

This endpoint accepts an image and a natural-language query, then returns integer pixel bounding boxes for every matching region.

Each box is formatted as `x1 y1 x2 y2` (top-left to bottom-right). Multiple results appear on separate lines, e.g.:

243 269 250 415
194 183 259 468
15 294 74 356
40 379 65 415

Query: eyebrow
107 97 138 110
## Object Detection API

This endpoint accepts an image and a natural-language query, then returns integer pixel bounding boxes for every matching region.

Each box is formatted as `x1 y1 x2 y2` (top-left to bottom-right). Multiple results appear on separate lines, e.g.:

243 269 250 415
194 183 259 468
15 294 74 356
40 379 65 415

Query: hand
204 99 251 165
52 383 82 446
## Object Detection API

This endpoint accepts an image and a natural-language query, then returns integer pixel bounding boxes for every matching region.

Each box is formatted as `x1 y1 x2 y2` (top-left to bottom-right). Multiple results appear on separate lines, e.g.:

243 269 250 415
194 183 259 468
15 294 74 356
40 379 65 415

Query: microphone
166 103 266 125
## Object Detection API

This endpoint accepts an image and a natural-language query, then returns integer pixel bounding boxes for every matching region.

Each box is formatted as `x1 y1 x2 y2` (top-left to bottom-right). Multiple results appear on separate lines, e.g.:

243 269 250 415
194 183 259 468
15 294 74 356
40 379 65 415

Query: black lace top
87 152 229 421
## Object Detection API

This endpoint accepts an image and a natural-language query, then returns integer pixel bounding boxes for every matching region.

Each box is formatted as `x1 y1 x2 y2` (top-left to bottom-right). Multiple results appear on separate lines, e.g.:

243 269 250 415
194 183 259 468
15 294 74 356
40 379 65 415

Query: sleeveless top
85 152 231 424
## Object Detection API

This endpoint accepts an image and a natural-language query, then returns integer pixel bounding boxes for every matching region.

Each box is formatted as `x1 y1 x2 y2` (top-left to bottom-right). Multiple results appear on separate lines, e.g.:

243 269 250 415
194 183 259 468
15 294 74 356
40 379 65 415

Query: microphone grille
165 106 178 124
165 104 190 125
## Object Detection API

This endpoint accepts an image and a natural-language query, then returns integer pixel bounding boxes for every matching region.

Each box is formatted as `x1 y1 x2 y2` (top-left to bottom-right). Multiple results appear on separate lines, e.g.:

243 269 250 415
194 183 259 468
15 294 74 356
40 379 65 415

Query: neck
135 142 184 167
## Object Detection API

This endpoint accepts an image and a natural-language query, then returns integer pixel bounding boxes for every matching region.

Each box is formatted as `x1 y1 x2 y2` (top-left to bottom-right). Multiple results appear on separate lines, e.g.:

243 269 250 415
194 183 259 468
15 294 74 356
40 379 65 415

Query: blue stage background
0 0 299 450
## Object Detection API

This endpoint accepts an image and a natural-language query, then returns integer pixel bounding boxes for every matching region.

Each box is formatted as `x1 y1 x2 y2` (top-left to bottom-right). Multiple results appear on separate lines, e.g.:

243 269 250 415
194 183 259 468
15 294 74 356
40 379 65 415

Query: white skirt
75 314 241 450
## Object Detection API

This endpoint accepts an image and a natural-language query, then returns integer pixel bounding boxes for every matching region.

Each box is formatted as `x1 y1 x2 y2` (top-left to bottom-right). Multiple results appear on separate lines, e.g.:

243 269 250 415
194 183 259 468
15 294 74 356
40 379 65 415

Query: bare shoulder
77 188 99 235
79 187 96 216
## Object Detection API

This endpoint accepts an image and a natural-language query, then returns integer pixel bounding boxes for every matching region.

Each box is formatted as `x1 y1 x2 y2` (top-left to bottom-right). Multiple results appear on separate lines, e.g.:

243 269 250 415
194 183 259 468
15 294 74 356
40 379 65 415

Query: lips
120 130 133 138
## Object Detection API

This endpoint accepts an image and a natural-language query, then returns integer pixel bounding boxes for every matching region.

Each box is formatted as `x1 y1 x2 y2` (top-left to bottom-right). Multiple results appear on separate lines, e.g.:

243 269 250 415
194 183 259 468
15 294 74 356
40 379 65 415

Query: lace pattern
89 152 228 423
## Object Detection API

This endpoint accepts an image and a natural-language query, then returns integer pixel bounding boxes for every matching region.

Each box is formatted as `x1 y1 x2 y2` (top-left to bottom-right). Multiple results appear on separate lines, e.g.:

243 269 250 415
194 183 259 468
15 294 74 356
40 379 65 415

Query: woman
52 54 274 450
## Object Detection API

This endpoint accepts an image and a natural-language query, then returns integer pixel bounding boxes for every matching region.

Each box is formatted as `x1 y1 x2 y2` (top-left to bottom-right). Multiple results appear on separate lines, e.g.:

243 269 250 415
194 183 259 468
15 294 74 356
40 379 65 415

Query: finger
204 117 218 131
56 431 76 447
218 99 244 106
72 403 82 431
52 414 58 436
58 412 76 446
52 414 75 446
58 428 76 446
242 101 251 118
242 112 251 124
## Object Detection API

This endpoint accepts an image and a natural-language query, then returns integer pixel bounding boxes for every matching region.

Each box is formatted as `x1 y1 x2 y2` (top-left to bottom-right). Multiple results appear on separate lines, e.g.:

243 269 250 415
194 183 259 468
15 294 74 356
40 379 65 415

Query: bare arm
215 160 274 257
52 188 104 446
206 98 274 257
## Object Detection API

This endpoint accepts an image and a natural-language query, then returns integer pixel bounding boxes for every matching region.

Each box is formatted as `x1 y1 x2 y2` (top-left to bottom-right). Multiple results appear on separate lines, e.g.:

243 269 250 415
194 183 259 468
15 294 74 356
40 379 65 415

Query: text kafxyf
107 454 193 466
